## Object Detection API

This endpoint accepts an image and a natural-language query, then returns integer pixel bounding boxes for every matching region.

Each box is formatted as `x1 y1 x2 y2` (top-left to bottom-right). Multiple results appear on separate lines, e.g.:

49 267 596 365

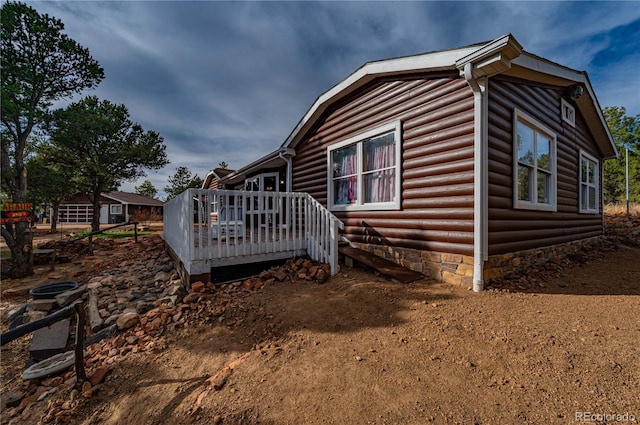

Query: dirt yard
1 217 639 425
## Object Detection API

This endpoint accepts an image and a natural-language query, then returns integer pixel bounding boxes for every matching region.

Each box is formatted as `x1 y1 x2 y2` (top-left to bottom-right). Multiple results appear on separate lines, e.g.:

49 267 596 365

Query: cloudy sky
29 1 640 200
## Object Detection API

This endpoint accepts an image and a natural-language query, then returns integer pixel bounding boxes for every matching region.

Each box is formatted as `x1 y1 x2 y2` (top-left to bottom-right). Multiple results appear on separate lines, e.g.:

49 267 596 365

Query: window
110 204 122 215
244 172 279 213
513 109 557 212
561 98 576 127
579 150 599 214
328 121 401 211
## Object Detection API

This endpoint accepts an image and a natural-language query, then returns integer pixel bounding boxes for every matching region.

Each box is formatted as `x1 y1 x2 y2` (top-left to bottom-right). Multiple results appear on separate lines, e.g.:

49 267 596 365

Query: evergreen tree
135 180 158 199
164 166 203 201
603 106 640 204
1 1 104 277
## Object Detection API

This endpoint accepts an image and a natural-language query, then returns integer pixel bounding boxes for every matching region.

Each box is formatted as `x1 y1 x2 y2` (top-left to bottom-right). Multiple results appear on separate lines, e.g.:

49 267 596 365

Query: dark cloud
28 1 640 198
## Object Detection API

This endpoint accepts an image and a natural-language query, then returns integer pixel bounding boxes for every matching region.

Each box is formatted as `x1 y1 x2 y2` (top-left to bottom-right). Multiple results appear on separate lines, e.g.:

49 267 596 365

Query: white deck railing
163 189 344 278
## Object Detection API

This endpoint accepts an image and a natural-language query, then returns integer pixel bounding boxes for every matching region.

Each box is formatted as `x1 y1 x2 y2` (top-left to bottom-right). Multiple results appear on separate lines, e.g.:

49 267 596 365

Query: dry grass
604 202 640 216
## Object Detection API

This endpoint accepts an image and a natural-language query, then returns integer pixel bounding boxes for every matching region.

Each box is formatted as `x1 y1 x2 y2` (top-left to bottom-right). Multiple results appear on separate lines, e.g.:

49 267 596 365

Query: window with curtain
328 121 401 211
513 109 557 212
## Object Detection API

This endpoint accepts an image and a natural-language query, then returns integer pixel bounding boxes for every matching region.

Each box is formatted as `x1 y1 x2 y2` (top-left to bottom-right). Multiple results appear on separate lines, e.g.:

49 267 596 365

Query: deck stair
338 245 424 283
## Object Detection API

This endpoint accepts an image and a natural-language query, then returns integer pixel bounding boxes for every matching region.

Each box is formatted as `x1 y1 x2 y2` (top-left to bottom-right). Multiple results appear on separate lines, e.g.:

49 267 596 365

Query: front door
100 205 109 224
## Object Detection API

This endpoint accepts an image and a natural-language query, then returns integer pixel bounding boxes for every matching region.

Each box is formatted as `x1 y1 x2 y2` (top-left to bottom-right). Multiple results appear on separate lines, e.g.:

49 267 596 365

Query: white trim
512 108 557 212
109 204 123 215
244 172 280 213
561 98 576 127
579 150 599 214
278 37 616 159
327 121 402 212
457 36 523 292
283 45 483 150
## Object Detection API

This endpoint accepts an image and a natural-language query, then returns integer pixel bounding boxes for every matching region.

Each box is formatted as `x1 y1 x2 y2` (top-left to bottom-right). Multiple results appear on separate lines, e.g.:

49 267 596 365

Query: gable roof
202 167 236 189
218 34 616 185
280 33 616 158
103 191 164 206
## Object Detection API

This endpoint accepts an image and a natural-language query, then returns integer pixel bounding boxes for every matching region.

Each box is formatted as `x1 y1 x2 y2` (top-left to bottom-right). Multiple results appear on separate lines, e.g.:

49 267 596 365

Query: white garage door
58 204 92 224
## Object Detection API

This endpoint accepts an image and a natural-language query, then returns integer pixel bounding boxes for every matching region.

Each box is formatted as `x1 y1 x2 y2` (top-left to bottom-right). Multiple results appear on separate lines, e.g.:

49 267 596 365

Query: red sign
0 203 34 224
1 203 33 211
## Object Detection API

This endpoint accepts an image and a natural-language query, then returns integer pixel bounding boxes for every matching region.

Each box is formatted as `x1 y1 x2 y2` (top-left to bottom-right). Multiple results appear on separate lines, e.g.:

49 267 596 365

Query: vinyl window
110 204 123 215
513 109 557 212
561 98 576 127
579 150 599 214
328 122 401 211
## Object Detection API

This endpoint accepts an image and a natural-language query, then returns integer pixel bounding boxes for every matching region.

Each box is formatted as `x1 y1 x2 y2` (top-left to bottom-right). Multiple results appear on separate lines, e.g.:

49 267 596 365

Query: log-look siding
207 179 219 190
292 74 476 256
487 76 603 255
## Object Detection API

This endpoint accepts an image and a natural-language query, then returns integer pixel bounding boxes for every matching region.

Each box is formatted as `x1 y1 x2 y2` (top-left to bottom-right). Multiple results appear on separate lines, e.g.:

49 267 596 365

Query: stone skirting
483 236 606 282
349 242 475 287
350 236 606 288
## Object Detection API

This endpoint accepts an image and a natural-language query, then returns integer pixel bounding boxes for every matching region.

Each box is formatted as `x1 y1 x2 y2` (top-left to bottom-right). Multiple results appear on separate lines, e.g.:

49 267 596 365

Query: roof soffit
455 33 523 79
505 53 617 158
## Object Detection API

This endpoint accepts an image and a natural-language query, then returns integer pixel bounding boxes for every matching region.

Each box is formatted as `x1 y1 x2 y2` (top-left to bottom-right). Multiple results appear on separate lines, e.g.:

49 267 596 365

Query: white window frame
513 108 557 212
327 121 402 212
561 98 576 127
110 204 123 215
579 150 599 214
244 172 280 213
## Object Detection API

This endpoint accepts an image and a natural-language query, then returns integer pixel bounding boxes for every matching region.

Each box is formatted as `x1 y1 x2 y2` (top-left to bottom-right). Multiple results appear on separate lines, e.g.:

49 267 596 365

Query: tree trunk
1 222 34 278
1 135 35 277
50 204 60 233
91 188 102 233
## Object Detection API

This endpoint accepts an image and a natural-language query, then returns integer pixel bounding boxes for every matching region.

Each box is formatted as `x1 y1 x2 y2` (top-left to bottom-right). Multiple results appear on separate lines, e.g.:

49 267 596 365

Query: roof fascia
202 172 214 189
455 33 523 78
101 193 126 204
508 53 617 158
219 147 295 186
202 170 222 189
101 192 163 206
281 45 481 150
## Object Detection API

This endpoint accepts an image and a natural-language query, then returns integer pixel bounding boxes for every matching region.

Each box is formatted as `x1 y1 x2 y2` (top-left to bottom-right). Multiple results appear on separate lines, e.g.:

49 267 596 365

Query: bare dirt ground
1 216 639 425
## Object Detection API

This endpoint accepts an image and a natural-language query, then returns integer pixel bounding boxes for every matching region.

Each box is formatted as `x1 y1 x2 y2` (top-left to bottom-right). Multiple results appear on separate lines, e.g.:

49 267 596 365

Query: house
166 33 615 290
57 191 163 225
202 167 236 190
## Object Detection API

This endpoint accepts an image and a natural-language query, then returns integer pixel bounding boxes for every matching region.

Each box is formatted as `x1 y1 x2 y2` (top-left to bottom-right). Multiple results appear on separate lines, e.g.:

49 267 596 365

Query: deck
164 189 343 283
192 223 307 267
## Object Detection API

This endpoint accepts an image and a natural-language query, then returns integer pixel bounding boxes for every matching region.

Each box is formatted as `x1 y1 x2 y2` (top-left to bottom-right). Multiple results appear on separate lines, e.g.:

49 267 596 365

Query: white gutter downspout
463 63 489 292
456 34 523 292
278 150 294 192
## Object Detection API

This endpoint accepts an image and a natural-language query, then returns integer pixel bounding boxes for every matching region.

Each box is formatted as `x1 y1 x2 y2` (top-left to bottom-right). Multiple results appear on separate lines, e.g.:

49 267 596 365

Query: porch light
565 84 584 100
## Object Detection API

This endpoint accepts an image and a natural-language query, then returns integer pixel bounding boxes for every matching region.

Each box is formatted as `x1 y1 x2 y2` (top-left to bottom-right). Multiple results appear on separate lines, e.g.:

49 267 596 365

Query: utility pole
626 146 630 218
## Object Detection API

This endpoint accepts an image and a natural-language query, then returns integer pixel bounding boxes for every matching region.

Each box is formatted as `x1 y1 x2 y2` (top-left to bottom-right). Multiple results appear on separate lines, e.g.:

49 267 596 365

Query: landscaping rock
191 281 205 292
5 304 28 321
116 312 139 330
183 292 200 304
89 367 109 386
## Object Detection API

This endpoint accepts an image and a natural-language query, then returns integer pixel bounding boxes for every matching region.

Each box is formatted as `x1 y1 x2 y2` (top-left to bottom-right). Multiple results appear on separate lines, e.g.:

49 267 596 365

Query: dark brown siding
487 76 604 255
293 74 475 256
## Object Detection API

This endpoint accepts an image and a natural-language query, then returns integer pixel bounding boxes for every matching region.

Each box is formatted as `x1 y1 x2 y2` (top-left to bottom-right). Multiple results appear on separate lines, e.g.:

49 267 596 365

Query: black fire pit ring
29 281 78 300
